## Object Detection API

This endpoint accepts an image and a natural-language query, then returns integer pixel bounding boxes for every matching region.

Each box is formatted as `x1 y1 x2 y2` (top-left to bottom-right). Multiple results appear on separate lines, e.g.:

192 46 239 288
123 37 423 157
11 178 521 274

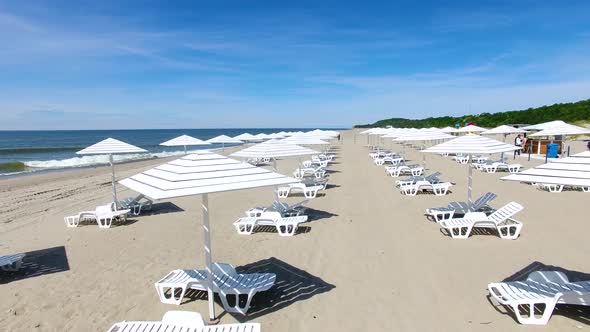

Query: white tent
77 138 147 205
521 120 567 131
482 125 527 135
502 151 590 189
119 151 299 321
529 124 590 157
422 134 519 205
206 135 243 151
457 124 487 133
160 135 211 154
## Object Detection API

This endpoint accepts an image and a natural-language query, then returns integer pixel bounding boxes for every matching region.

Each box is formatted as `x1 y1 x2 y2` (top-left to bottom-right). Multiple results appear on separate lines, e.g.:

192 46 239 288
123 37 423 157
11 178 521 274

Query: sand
0 130 589 331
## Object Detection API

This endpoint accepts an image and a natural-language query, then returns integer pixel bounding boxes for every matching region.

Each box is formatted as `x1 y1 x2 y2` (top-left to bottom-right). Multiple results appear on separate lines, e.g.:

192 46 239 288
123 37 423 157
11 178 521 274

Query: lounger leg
511 299 559 325
446 225 471 239
97 216 113 229
304 189 318 199
155 283 187 305
218 290 256 315
583 187 590 193
277 222 297 236
64 216 80 227
235 222 255 235
497 224 522 240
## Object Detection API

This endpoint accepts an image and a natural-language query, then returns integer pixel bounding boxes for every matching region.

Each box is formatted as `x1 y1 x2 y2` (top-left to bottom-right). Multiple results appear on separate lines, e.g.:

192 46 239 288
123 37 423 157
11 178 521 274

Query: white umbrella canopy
281 137 330 145
119 151 299 321
206 135 243 151
234 133 261 142
457 124 487 133
160 135 211 154
502 151 590 188
441 126 459 133
422 134 520 206
230 141 318 159
77 138 147 206
482 125 527 135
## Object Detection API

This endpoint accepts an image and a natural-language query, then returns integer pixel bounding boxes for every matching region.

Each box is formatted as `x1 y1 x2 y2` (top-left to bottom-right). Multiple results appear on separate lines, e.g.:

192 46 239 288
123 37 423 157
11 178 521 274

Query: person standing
521 133 528 153
514 134 522 157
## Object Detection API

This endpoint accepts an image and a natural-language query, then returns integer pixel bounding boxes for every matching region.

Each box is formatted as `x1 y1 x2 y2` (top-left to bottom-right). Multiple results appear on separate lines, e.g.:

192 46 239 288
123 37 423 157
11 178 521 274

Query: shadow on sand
0 246 69 284
487 262 590 325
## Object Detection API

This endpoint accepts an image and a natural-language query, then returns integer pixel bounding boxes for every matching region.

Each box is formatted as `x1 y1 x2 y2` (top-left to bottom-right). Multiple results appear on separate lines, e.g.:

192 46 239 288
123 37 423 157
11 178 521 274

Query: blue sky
1 1 589 129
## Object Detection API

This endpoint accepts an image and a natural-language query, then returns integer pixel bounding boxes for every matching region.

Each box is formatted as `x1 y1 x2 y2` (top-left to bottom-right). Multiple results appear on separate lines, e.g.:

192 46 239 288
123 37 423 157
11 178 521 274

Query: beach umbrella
206 135 243 151
440 126 459 133
77 138 147 206
457 124 487 133
119 151 299 321
501 151 590 189
234 133 262 143
393 132 454 166
160 135 210 155
422 134 519 207
231 140 318 170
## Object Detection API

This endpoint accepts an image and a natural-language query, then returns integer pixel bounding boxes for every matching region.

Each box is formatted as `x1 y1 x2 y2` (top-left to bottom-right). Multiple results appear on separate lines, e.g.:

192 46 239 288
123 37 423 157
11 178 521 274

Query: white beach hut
119 151 299 321
77 138 147 206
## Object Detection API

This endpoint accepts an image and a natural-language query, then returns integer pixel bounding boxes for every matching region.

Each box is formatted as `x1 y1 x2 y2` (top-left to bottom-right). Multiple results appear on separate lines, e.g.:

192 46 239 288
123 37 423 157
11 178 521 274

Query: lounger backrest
425 172 441 182
487 202 523 225
472 192 497 210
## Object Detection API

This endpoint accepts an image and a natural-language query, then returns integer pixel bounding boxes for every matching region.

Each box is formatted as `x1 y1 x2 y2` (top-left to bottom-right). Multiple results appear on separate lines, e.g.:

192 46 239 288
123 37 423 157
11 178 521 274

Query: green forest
355 99 590 128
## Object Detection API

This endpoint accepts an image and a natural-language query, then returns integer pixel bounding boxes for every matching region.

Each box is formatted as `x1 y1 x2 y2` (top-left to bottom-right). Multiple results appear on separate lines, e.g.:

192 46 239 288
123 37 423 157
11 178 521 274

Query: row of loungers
64 196 153 229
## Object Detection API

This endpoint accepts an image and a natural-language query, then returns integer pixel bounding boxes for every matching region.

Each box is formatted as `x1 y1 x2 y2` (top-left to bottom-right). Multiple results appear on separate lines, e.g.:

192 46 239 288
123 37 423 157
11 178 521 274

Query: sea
0 128 342 176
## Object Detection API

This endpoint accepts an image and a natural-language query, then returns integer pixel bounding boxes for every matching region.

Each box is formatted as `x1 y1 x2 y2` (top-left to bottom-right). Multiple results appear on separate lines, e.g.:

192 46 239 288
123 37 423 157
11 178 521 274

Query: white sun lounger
374 156 404 166
400 181 452 196
439 202 523 239
293 167 325 179
488 270 590 325
385 164 424 177
426 192 497 222
118 195 153 216
155 263 276 315
234 215 308 236
246 200 308 218
453 155 470 164
0 253 26 272
64 203 130 228
478 162 522 174
277 183 324 199
107 310 261 332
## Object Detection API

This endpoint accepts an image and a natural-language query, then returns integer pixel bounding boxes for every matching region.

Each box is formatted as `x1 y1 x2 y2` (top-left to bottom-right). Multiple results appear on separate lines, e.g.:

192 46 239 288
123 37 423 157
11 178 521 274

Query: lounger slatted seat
374 156 404 166
488 271 590 325
107 311 261 332
118 195 153 216
440 202 523 239
234 215 308 236
385 164 424 177
0 253 26 272
426 192 497 222
155 263 276 315
246 200 308 218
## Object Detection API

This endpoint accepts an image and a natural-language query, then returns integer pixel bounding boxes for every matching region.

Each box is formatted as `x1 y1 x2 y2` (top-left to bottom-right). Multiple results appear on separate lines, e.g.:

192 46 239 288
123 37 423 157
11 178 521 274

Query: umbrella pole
201 193 216 322
109 154 118 207
222 142 225 152
467 154 473 209
184 145 187 155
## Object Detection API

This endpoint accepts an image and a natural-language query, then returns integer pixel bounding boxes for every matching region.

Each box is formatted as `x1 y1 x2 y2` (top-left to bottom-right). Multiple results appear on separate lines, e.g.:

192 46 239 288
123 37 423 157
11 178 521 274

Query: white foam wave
23 150 203 170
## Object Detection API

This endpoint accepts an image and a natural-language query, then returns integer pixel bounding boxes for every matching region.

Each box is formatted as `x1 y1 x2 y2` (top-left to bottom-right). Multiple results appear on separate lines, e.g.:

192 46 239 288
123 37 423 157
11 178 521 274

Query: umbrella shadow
487 262 590 325
226 257 336 322
0 246 69 284
305 208 338 222
139 202 184 216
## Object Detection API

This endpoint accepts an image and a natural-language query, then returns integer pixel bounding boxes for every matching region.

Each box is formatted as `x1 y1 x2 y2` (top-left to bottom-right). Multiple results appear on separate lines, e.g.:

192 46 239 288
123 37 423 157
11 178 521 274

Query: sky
0 1 589 130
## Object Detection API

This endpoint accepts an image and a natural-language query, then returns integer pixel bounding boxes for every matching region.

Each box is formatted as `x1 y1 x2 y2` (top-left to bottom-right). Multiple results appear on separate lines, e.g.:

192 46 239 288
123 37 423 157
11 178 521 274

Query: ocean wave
0 147 84 154
21 150 201 170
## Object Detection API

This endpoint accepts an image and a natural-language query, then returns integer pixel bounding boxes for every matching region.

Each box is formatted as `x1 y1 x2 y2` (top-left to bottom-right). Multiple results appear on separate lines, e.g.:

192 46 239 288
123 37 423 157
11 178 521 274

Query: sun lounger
385 164 424 177
439 202 523 239
64 203 130 228
400 181 452 196
426 192 497 222
155 263 276 315
488 270 590 325
107 310 261 331
277 182 324 199
477 161 522 174
293 167 325 179
0 253 26 272
374 156 404 166
246 200 309 218
234 215 308 236
118 195 153 216
453 155 469 164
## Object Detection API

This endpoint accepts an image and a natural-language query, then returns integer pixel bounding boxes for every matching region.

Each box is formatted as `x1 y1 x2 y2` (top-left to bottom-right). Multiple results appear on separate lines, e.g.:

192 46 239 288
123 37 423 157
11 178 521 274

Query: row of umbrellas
75 130 340 321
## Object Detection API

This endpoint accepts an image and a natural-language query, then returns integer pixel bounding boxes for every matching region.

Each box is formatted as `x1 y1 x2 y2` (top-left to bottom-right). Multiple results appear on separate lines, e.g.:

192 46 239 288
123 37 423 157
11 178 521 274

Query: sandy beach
1 129 589 331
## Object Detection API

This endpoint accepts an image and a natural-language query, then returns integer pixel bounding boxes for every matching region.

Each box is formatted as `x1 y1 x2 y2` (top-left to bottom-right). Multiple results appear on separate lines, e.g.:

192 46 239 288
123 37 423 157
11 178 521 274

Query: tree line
354 99 590 128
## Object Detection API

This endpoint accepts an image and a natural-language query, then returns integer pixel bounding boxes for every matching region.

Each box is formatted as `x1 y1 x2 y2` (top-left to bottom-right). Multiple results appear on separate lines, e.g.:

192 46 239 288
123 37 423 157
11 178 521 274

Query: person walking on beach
514 134 522 157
